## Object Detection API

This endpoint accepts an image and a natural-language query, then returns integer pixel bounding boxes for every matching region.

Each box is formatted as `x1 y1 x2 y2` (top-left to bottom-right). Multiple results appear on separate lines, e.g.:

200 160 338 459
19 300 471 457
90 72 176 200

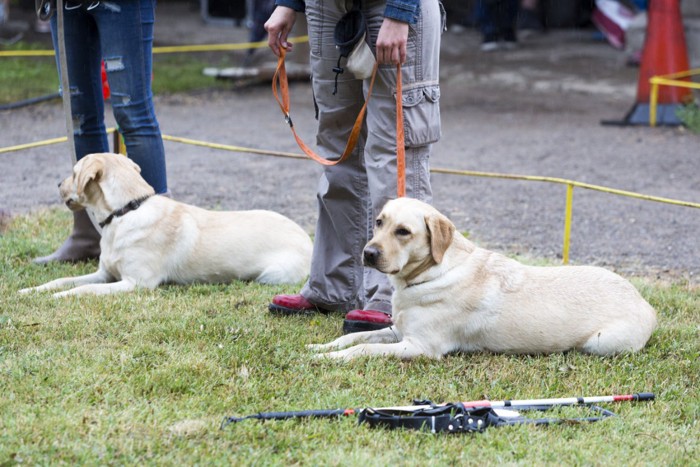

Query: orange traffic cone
618 0 692 125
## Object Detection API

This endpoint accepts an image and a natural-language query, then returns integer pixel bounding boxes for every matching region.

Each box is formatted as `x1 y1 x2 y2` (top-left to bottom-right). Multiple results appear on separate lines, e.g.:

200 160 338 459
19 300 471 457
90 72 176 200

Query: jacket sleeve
275 0 305 13
384 0 420 24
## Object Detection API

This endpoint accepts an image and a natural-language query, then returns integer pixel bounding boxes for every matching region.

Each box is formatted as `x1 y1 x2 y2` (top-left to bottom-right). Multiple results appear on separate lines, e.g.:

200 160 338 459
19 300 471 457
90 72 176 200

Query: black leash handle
221 408 355 429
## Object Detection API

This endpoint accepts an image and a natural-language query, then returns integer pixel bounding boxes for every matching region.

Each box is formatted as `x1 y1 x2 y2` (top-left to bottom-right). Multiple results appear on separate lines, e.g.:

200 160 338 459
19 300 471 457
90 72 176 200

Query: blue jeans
477 0 518 39
50 0 168 194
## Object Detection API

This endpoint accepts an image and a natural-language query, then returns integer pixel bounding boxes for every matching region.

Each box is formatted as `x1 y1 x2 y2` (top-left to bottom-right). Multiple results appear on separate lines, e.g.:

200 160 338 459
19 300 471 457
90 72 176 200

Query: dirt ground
1 3 699 283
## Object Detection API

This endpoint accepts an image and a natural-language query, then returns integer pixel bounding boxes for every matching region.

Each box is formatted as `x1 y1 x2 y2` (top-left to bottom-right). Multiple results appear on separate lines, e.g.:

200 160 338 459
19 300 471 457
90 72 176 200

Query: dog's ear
124 156 142 173
426 211 455 264
76 157 104 196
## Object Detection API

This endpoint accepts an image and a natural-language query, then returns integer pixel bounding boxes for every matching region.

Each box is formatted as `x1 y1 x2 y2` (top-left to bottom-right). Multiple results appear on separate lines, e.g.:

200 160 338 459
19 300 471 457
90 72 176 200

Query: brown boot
34 209 101 264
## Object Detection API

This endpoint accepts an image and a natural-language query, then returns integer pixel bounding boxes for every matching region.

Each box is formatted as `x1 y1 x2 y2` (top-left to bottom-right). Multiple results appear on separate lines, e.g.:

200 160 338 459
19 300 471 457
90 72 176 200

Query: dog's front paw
312 351 344 361
18 287 36 295
307 343 333 352
52 290 73 298
313 349 361 361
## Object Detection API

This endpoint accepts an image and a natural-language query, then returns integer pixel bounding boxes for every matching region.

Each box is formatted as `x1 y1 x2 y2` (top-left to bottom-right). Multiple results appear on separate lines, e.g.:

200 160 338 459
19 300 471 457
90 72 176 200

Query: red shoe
269 294 330 315
342 309 392 334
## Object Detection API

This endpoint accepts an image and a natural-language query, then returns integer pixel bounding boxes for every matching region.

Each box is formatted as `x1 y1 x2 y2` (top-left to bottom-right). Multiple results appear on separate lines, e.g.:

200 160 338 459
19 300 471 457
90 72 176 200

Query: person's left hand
264 6 297 57
376 18 409 65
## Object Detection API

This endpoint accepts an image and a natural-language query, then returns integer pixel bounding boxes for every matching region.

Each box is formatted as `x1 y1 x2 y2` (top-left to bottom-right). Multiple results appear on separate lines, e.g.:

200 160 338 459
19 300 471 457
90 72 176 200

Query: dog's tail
256 252 310 285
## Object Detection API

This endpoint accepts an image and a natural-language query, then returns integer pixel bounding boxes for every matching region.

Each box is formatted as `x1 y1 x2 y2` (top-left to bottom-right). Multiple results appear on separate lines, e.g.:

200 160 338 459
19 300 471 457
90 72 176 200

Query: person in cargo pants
265 0 443 333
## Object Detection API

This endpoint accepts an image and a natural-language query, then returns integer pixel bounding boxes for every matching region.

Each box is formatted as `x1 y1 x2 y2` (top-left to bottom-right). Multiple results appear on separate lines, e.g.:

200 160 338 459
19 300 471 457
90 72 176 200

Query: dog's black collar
99 195 153 228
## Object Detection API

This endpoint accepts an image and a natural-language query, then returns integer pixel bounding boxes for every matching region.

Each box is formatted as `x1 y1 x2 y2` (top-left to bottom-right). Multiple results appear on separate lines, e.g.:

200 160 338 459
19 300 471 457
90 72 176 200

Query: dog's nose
363 246 380 266
57 182 61 188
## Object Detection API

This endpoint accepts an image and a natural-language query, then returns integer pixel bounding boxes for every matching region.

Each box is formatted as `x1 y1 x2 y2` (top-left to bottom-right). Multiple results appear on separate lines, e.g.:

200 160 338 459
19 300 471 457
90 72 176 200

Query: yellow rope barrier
648 68 700 127
0 129 116 154
3 133 699 264
429 167 700 209
0 136 67 153
0 36 310 58
4 134 700 210
161 135 307 160
0 49 55 57
152 40 272 54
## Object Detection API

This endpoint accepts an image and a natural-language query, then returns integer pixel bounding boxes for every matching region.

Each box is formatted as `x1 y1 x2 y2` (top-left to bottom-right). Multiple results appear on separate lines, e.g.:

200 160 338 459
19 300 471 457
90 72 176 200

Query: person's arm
265 0 305 56
376 0 419 65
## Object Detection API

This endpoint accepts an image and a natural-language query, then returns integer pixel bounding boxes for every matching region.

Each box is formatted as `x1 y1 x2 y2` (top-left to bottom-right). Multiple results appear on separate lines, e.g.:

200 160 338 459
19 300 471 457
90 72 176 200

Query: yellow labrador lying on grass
20 153 312 297
310 197 657 360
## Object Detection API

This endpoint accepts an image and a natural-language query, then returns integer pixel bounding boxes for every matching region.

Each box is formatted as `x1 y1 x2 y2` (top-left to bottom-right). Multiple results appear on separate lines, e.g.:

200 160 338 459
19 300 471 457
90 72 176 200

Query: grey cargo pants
301 0 443 313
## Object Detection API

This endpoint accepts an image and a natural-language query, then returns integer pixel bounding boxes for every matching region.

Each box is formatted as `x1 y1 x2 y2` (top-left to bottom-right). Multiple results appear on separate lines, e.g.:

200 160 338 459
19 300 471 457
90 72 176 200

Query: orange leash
394 63 405 197
272 48 406 196
272 48 375 166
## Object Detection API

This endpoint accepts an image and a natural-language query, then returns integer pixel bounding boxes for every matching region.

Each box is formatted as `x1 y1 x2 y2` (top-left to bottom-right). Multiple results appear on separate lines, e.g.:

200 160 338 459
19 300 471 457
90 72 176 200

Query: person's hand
265 6 297 57
376 18 409 65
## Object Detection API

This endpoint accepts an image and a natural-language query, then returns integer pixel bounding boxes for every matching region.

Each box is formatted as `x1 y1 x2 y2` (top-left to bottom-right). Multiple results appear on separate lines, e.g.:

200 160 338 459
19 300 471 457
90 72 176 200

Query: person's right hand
265 6 297 57
376 18 409 65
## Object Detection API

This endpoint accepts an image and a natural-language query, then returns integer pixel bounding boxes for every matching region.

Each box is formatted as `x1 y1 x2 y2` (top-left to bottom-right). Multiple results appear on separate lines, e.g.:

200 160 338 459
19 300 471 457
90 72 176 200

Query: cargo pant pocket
402 84 441 147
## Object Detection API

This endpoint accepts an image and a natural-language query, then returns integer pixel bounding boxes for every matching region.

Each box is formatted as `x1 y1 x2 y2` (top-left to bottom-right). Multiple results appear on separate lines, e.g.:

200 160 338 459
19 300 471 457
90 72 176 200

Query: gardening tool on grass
221 392 654 432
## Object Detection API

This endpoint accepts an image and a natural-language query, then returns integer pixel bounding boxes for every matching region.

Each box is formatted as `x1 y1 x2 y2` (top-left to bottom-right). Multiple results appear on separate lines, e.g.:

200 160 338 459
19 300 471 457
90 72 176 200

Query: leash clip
284 113 293 128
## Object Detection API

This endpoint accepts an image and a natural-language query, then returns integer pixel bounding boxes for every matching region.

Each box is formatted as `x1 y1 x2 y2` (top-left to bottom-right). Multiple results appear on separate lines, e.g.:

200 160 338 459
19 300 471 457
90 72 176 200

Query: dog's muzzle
64 199 79 210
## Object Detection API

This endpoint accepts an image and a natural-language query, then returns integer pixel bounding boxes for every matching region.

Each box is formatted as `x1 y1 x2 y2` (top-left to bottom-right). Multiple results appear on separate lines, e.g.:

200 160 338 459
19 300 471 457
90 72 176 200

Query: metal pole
56 0 76 165
375 392 655 412
55 0 101 231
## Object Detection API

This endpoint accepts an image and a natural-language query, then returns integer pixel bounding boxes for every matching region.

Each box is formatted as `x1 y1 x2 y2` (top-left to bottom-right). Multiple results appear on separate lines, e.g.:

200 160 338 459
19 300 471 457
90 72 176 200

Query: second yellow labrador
310 197 657 360
20 153 312 297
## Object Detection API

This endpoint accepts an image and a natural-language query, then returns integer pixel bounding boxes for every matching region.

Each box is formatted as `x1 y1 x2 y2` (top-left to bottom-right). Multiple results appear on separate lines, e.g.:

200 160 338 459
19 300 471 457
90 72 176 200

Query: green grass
1 209 699 464
0 42 245 105
677 102 700 134
0 43 59 104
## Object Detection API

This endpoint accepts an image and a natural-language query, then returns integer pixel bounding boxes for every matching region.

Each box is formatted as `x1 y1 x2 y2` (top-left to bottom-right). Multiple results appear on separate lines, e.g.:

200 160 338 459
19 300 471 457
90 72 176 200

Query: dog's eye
395 228 411 236
376 219 383 228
